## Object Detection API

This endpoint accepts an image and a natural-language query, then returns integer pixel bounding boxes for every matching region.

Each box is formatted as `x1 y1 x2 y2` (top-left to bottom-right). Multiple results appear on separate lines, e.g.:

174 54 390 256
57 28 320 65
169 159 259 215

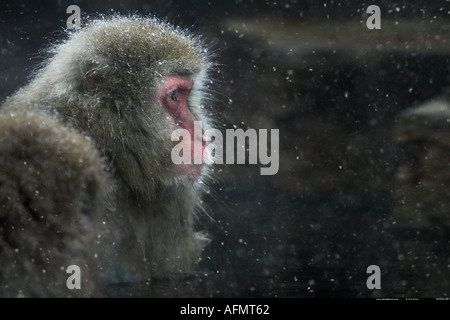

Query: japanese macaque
0 16 214 297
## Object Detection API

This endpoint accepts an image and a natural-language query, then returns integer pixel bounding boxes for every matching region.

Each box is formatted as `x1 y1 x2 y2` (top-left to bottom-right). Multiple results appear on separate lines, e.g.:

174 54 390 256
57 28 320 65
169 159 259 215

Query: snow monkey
0 16 215 297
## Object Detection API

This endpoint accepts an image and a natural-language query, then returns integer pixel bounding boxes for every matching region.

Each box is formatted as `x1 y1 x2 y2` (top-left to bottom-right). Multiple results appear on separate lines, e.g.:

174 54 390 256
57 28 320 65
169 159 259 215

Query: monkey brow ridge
171 69 196 77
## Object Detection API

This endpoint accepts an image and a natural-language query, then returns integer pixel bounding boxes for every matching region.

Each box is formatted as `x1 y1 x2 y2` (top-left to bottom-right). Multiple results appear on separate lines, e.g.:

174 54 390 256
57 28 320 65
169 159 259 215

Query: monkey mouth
171 162 204 182
175 136 206 180
180 164 204 180
168 132 206 182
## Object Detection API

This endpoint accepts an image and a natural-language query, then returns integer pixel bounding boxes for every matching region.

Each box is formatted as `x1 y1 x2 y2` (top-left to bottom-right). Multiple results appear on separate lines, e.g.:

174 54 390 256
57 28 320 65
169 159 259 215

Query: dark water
105 177 450 298
102 179 440 298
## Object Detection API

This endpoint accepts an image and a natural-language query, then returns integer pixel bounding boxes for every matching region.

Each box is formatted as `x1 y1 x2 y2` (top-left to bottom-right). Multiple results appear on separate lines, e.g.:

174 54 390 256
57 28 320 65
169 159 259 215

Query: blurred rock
223 18 450 64
218 16 450 194
391 91 450 229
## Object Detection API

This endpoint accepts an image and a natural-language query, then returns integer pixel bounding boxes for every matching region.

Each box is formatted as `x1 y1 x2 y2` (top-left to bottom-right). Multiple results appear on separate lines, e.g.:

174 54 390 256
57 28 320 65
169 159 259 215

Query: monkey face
157 75 205 180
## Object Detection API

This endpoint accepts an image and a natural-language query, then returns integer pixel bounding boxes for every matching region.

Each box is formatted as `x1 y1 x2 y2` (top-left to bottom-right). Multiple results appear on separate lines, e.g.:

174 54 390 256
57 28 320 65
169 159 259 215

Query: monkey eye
167 89 178 102
164 86 192 111
160 77 194 113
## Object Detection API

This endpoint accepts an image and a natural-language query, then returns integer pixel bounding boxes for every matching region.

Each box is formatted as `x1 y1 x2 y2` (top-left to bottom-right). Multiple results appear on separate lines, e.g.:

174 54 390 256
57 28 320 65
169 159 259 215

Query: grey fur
0 16 213 297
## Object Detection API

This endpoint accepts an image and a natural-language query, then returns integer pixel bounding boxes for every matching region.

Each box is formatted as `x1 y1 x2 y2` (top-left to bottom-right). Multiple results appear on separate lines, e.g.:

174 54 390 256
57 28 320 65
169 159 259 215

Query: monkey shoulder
0 105 110 297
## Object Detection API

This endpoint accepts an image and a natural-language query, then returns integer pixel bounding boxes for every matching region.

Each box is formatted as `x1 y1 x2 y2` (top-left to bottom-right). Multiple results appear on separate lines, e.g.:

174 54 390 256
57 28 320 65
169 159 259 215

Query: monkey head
26 16 214 199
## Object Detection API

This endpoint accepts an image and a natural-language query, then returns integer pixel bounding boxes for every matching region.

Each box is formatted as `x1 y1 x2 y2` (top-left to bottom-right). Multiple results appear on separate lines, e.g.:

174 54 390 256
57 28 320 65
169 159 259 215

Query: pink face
158 76 205 179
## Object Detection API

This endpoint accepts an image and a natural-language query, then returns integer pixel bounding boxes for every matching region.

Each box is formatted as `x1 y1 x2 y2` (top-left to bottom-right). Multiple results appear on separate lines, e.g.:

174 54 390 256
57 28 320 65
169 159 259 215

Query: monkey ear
83 69 102 93
80 61 106 93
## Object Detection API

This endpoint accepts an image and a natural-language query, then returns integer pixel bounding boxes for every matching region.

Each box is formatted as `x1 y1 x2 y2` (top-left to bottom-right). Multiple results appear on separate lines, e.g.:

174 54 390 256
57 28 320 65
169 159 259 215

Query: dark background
1 0 450 297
